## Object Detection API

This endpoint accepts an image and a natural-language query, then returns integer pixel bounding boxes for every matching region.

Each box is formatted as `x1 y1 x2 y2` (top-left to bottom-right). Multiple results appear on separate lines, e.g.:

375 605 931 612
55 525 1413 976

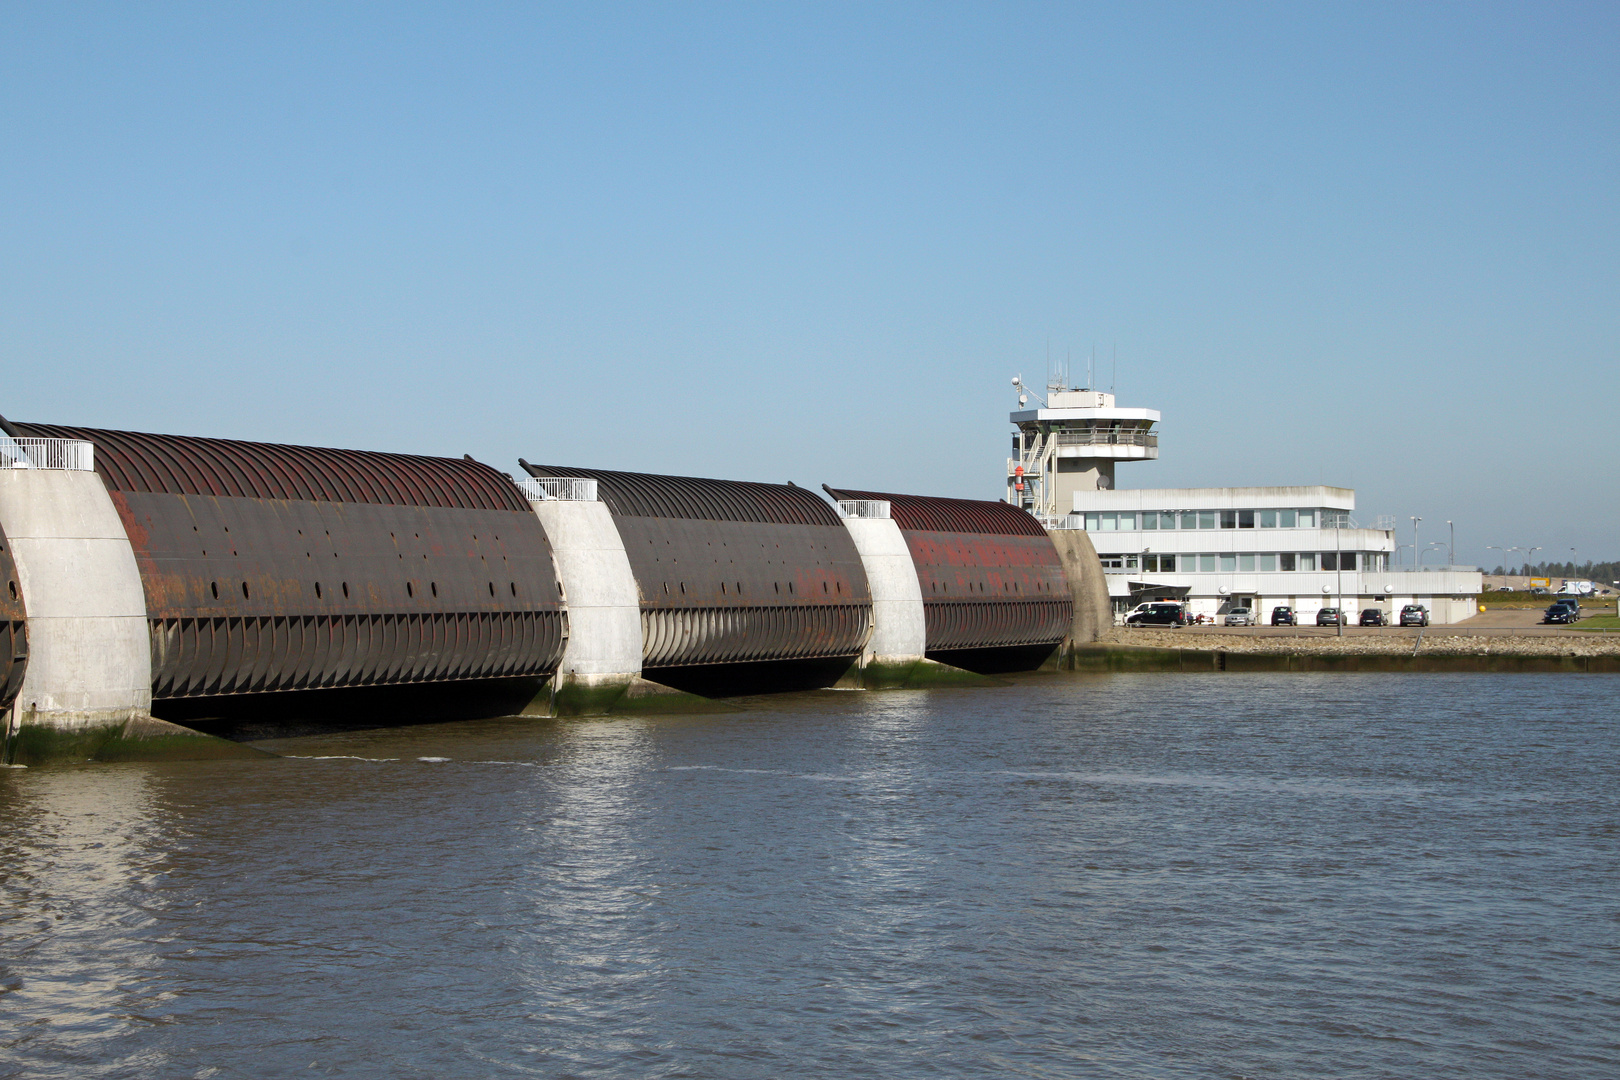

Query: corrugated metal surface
17 424 565 698
524 463 871 667
826 486 1072 652
0 518 27 711
20 424 531 511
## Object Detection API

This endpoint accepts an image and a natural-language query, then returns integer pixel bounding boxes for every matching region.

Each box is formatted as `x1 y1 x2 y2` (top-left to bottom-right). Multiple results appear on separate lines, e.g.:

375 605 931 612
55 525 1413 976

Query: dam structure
0 415 1109 764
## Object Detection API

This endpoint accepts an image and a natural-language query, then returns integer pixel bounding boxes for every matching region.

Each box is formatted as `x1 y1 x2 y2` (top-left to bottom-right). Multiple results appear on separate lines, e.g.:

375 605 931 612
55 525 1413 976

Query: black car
1316 607 1347 626
1271 606 1296 626
1543 600 1579 625
1125 602 1186 627
1359 608 1387 626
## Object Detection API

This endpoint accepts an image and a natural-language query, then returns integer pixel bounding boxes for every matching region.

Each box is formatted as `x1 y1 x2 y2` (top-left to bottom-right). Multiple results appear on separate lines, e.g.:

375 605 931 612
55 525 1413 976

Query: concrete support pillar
528 499 714 714
837 515 993 688
1046 528 1112 647
0 470 153 757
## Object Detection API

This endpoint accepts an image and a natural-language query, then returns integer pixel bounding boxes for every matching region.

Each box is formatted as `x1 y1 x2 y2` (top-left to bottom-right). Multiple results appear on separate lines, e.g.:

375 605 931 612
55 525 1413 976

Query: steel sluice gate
19 424 568 700
824 487 1072 654
0 518 26 711
522 462 873 668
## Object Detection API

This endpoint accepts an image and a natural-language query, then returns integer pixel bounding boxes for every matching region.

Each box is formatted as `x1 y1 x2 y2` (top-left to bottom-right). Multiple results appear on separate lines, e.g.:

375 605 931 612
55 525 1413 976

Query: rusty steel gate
19 424 567 700
0 518 26 711
824 486 1072 653
521 462 872 667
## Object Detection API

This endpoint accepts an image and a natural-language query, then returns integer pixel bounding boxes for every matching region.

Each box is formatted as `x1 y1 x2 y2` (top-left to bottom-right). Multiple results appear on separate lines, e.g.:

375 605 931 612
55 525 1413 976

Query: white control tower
1006 377 1160 520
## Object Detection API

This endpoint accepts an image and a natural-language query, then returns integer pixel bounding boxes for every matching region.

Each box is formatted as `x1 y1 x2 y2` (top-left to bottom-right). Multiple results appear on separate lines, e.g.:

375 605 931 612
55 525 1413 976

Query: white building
1008 383 1482 625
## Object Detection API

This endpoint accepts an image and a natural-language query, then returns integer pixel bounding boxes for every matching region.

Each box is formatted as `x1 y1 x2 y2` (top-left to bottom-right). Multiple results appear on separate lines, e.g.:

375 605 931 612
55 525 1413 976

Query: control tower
1006 377 1160 520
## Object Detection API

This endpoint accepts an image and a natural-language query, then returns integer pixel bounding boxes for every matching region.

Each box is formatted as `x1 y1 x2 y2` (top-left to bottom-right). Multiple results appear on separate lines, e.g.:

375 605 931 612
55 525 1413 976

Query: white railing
836 499 890 519
516 476 599 502
1035 513 1084 530
1050 430 1158 448
0 437 95 472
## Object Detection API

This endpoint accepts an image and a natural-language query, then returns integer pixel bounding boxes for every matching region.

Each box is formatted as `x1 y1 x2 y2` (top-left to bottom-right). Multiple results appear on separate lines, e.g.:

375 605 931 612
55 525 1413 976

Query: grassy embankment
1573 615 1620 632
1480 591 1617 610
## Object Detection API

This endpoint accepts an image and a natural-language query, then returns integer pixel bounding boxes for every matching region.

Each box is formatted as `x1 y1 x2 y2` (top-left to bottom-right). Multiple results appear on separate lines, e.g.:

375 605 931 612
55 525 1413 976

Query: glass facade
1079 508 1347 532
1100 550 1386 573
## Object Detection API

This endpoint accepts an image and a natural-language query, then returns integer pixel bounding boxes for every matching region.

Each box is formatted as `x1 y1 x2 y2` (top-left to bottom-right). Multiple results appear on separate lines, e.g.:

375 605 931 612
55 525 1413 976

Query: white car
1223 607 1253 626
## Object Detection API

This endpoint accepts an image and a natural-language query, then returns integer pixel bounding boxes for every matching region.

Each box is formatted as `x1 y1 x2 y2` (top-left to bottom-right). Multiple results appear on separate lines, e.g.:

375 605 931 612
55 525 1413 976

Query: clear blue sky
3 3 1615 568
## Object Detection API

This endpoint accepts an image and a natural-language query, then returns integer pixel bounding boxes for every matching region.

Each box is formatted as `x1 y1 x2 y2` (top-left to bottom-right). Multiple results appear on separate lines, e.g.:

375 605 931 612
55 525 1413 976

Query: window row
1099 552 1387 573
1083 509 1351 532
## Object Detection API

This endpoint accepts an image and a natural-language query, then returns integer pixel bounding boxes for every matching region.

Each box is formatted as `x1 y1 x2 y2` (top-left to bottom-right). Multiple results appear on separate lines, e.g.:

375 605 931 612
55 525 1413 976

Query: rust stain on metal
0 517 27 711
826 486 1073 651
524 463 873 667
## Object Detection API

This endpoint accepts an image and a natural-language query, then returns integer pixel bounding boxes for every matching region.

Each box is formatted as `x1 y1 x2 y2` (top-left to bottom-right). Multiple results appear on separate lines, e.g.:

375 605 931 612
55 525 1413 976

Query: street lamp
1446 520 1454 566
1335 512 1344 637
1419 543 1447 566
1523 546 1542 577
1486 545 1506 576
1410 516 1422 566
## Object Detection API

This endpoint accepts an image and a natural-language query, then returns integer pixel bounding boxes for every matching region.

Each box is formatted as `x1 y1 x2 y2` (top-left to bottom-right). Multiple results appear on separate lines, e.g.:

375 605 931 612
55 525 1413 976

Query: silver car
1223 607 1253 626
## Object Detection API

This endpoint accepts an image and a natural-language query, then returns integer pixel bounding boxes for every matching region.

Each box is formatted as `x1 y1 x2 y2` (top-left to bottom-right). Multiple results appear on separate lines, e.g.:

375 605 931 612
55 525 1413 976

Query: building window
1239 553 1256 571
1198 511 1216 530
1160 512 1178 529
1099 554 1125 569
1280 553 1296 571
1179 511 1196 530
1221 511 1237 529
1260 511 1277 528
1220 553 1236 572
1299 553 1316 571
1341 552 1357 570
1280 510 1297 528
1298 510 1316 528
1200 554 1216 572
1322 552 1338 571
1260 553 1278 572
1118 513 1136 530
1142 513 1158 531
1085 513 1100 530
1238 511 1255 529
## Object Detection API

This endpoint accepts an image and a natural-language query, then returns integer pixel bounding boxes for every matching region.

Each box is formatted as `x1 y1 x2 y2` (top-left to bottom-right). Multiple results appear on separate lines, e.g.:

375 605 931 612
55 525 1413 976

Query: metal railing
1034 513 1083 530
1049 430 1158 448
836 499 891 519
0 437 95 472
516 476 599 502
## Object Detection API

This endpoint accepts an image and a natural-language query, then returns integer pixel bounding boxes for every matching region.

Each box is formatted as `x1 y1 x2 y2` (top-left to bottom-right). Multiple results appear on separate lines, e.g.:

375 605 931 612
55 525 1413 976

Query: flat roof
1073 485 1355 511
1009 407 1161 424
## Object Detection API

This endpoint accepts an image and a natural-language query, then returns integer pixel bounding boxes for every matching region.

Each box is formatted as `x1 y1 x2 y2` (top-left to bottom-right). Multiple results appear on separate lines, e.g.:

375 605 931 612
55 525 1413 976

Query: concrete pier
526 489 719 715
0 467 153 758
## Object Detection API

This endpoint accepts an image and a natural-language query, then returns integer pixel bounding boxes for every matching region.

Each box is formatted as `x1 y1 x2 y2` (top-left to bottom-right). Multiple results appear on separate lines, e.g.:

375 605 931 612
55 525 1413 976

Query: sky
2 2 1616 569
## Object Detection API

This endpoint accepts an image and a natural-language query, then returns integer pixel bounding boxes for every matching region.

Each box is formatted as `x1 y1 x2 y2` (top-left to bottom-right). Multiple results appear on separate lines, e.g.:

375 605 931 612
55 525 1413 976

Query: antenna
1112 343 1117 393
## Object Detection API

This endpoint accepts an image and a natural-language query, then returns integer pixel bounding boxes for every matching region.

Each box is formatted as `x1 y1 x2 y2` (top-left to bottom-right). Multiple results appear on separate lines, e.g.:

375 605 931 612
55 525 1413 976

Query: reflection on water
1 673 1617 1079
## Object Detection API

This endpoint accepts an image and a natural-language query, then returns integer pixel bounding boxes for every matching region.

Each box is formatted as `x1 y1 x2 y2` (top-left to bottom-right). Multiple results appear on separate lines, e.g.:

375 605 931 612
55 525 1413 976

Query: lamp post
1446 520 1454 566
1410 516 1422 566
1523 546 1542 578
1486 545 1505 577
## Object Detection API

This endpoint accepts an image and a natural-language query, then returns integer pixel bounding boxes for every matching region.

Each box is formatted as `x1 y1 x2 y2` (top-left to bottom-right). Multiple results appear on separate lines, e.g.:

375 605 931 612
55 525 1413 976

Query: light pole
1410 516 1422 566
1523 546 1542 578
1486 545 1505 576
1446 520 1454 566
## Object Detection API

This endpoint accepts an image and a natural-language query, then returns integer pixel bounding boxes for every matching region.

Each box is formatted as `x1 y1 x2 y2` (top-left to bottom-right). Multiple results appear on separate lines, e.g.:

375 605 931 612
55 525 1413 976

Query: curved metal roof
18 424 530 512
522 462 841 526
823 486 1048 536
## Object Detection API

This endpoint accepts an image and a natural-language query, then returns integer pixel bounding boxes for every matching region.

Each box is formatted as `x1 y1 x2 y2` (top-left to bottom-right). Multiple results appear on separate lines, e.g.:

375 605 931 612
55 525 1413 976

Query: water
1 673 1616 1079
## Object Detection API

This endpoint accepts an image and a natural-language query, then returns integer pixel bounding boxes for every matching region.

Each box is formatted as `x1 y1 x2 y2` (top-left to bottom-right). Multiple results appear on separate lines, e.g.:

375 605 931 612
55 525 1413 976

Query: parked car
1125 602 1187 627
1542 603 1577 625
1224 607 1253 627
1543 599 1580 624
1316 607 1346 626
1271 605 1296 626
1399 604 1430 627
1359 608 1387 626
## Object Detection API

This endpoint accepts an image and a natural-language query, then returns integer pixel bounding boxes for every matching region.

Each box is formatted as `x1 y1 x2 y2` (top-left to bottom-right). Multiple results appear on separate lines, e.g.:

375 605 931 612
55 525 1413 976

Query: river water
1 673 1616 1079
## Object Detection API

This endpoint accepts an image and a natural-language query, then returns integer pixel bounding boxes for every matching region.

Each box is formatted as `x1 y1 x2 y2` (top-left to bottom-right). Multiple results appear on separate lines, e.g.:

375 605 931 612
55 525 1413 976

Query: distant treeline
1489 560 1619 583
